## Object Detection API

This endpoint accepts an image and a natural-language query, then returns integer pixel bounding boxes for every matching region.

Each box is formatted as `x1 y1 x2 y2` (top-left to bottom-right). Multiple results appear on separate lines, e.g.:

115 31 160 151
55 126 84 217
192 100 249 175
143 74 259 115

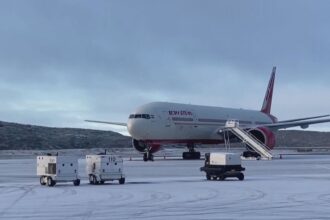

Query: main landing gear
182 144 201 160
242 150 261 160
143 151 154 162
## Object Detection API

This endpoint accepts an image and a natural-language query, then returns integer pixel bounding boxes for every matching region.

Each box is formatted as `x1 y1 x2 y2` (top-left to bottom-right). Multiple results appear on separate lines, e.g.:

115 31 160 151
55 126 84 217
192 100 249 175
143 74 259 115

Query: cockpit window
128 114 152 119
142 114 150 119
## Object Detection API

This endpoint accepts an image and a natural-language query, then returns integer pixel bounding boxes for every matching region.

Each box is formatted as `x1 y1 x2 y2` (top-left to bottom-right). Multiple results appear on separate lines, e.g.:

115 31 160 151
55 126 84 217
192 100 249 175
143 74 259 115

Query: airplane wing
85 120 127 126
260 117 330 130
277 114 330 123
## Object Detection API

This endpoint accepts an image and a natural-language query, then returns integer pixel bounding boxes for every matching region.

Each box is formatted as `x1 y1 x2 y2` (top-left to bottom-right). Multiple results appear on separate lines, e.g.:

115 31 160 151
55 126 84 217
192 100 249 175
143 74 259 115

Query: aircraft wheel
119 178 125 185
183 151 201 160
73 179 80 186
143 153 148 162
194 151 201 159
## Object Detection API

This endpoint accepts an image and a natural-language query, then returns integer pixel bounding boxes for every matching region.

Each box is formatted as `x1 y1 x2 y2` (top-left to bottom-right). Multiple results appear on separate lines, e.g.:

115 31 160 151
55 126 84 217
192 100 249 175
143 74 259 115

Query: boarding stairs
224 120 273 160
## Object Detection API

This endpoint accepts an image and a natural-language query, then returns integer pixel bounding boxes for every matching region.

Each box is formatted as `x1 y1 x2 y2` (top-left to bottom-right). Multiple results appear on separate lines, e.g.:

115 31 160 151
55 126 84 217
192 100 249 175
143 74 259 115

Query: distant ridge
276 130 330 148
0 121 131 150
0 121 329 150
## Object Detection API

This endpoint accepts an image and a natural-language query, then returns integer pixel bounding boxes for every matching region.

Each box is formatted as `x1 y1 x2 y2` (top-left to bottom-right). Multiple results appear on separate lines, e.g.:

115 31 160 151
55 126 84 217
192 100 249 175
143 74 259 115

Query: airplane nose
127 119 148 139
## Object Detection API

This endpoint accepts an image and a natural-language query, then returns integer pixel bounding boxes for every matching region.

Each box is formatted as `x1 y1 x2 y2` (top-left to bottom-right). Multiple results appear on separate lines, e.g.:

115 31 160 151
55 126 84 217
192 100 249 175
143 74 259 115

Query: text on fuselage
168 110 193 116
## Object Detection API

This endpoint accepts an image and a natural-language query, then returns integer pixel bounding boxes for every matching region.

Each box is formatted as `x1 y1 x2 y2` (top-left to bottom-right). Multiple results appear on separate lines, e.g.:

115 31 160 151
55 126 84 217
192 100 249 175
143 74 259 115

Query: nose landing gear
143 150 154 162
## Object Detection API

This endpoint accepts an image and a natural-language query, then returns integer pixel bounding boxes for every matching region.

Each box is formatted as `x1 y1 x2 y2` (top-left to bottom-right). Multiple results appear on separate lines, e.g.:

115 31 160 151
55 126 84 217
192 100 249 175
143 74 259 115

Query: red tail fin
261 67 276 114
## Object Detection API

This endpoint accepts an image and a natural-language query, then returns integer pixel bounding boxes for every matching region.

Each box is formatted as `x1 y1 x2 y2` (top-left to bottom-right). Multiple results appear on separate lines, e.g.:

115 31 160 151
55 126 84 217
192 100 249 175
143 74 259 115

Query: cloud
0 0 330 133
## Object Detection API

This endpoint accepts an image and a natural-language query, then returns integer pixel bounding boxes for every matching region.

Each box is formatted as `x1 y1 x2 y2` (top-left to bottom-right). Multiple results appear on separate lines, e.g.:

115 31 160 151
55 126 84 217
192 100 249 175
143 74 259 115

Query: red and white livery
87 67 330 161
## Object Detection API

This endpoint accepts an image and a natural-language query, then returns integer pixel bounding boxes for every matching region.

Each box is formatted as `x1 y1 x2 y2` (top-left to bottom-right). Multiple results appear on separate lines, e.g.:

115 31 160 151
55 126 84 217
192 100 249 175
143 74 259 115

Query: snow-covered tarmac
1 154 330 219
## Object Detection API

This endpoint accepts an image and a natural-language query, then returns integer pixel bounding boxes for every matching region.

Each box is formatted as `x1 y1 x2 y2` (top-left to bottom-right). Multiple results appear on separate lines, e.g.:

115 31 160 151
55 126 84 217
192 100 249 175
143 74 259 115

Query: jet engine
132 139 147 152
132 139 161 153
247 127 276 149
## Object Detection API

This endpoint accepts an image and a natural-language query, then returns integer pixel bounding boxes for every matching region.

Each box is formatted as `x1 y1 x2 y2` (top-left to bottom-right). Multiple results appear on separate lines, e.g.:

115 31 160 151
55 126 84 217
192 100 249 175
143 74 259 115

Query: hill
0 121 330 150
0 121 131 150
276 130 330 148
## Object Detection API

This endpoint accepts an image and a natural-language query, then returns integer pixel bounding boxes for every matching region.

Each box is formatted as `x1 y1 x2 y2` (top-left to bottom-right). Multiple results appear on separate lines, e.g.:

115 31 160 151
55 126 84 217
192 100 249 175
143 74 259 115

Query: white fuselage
127 102 273 144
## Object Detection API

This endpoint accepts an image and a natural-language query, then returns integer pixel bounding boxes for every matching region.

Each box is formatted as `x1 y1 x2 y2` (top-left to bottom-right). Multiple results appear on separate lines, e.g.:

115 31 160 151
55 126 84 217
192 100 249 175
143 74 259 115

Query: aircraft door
162 110 172 127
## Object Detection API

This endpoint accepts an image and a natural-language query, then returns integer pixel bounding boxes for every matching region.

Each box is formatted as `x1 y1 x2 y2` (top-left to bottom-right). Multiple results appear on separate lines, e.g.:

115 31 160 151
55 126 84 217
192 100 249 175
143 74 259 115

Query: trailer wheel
47 177 55 187
238 173 244 181
40 176 46 185
100 180 105 184
92 175 98 185
206 174 211 180
212 176 217 181
119 178 125 184
73 179 80 186
219 175 225 181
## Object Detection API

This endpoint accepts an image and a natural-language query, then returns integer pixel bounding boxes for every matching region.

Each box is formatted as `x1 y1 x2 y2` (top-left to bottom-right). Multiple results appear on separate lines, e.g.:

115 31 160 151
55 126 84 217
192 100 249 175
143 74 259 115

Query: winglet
261 67 276 114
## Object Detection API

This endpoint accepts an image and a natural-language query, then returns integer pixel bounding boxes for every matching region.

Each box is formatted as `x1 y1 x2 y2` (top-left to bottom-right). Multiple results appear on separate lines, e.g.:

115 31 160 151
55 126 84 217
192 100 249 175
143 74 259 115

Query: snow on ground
1 153 330 219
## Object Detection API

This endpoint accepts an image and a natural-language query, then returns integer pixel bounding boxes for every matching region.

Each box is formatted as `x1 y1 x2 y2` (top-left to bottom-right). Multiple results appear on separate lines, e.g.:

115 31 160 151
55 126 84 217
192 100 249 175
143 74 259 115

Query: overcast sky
0 0 330 134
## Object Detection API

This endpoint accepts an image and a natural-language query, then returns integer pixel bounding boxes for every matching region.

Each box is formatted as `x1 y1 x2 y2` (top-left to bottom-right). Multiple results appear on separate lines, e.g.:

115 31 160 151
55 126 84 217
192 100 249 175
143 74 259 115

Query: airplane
86 67 330 161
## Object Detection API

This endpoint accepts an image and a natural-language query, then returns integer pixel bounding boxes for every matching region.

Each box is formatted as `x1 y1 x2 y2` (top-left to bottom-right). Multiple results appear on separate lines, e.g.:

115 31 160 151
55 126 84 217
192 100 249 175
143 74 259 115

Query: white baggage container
37 155 80 187
200 152 245 181
209 152 241 166
86 155 125 185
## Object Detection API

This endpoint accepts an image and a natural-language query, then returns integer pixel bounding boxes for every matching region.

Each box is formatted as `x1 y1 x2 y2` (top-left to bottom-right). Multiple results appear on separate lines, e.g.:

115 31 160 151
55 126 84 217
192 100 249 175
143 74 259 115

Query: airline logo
168 110 193 116
261 67 276 114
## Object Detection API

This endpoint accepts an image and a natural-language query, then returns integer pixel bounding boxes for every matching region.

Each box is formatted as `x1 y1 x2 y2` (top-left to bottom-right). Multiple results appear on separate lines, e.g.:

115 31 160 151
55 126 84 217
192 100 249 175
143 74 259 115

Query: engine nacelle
132 139 161 153
247 127 276 149
132 139 147 152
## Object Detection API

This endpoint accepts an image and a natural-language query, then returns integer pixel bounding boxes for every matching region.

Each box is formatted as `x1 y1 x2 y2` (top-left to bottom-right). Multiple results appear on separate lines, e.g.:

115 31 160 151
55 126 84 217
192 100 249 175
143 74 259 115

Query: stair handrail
224 120 272 158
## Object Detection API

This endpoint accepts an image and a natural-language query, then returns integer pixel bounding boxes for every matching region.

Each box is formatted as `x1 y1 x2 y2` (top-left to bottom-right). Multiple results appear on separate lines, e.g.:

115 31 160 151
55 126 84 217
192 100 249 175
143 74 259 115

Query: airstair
224 120 273 160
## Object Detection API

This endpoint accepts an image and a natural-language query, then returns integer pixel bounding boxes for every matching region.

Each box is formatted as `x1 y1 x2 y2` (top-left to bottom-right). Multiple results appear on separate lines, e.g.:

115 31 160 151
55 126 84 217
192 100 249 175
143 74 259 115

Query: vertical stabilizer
261 67 276 114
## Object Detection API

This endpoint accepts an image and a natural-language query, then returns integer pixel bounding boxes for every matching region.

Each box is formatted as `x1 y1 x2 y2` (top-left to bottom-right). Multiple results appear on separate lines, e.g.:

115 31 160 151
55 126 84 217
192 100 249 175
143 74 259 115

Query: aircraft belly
147 123 215 141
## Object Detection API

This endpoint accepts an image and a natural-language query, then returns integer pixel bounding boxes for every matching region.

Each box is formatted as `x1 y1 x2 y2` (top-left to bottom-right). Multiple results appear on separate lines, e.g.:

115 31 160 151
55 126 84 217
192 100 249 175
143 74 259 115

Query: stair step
224 120 273 159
